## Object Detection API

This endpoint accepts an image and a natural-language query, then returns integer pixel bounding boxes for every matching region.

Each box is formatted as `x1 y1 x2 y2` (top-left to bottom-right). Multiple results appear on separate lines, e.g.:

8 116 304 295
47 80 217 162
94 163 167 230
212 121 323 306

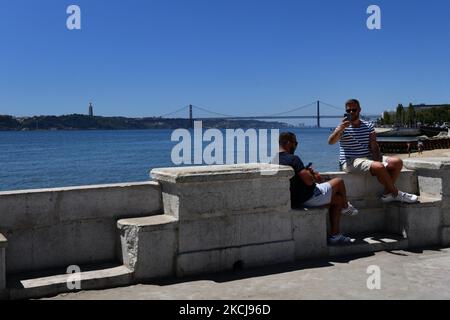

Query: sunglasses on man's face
346 108 358 113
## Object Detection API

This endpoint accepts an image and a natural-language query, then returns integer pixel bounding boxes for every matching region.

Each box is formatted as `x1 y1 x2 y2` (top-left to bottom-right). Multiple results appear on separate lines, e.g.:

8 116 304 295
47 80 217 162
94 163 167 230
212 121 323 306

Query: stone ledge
0 181 159 196
383 195 441 208
151 164 294 183
403 157 450 170
117 215 178 231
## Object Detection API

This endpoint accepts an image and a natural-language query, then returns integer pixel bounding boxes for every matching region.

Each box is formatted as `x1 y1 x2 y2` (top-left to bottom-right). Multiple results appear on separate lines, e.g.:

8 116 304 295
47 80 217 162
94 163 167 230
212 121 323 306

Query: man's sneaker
341 202 359 216
328 234 354 245
382 191 418 204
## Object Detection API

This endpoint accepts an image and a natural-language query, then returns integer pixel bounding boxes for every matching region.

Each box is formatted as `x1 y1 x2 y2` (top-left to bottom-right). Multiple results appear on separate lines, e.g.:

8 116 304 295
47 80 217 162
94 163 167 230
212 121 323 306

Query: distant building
89 103 93 116
411 104 450 111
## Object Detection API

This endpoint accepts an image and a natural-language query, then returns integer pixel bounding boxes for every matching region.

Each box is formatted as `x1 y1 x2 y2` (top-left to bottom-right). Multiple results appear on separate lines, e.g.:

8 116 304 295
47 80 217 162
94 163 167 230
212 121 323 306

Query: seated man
328 99 418 203
275 132 358 245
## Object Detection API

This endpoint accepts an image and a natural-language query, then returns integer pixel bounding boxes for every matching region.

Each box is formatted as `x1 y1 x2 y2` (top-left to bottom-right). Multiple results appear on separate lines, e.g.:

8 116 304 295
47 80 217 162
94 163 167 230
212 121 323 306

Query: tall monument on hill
89 103 93 116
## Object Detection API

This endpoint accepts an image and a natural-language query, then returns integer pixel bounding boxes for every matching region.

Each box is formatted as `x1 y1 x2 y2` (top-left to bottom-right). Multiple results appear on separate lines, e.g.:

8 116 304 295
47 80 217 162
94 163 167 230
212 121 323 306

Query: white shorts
303 182 332 207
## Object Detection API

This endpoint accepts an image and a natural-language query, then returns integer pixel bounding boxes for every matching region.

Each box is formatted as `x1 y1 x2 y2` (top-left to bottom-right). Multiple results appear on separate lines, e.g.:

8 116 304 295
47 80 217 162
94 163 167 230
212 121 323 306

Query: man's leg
385 157 403 185
370 161 398 196
328 178 347 236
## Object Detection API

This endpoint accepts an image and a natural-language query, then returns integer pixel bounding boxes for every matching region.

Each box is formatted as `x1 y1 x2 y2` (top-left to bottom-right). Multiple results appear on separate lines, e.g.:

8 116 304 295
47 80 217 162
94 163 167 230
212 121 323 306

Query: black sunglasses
346 108 358 113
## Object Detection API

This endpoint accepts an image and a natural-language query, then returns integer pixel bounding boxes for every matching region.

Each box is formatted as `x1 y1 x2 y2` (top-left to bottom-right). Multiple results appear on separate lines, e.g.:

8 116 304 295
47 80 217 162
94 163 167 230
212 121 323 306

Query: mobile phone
344 113 352 122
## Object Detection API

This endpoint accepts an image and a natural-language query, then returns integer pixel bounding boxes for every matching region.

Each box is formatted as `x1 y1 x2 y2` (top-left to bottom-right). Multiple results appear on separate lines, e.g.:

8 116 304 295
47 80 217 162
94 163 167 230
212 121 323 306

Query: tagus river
0 128 341 192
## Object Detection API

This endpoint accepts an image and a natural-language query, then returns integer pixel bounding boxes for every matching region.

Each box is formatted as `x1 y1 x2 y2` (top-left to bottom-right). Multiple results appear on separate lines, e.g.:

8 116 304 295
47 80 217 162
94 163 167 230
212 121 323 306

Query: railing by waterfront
378 137 450 154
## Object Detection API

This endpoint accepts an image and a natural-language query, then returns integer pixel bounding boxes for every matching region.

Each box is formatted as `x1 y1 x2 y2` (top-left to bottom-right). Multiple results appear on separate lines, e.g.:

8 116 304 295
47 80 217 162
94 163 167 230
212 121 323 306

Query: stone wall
0 182 162 274
1 160 449 299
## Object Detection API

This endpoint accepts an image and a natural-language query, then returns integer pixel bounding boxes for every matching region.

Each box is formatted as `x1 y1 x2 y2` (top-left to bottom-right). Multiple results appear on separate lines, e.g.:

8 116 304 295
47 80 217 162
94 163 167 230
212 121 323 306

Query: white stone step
328 233 409 257
7 263 133 300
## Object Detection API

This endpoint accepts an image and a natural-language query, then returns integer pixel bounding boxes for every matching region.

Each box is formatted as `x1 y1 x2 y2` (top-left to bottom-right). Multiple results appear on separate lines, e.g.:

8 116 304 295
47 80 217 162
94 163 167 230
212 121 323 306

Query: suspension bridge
158 100 380 128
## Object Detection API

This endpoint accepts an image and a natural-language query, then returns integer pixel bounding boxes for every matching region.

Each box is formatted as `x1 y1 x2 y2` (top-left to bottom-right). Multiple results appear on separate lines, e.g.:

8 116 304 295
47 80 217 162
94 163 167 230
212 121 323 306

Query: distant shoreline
0 114 296 131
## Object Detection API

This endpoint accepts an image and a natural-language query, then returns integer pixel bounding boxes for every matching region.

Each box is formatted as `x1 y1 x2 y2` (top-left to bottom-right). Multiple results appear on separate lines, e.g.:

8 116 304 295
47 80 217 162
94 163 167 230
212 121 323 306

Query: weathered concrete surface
48 248 450 300
322 170 418 209
118 215 178 280
292 208 328 259
149 164 298 279
0 182 162 274
9 264 133 300
403 158 450 199
152 164 293 220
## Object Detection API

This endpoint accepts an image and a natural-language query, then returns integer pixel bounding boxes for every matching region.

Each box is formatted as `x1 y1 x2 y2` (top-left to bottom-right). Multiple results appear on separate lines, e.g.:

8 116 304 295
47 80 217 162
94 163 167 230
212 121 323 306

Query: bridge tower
316 101 320 128
189 104 193 128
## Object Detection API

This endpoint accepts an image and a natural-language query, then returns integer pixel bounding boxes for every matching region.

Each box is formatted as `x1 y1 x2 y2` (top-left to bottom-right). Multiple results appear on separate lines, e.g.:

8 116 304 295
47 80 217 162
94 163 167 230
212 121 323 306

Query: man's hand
328 119 350 145
307 168 324 184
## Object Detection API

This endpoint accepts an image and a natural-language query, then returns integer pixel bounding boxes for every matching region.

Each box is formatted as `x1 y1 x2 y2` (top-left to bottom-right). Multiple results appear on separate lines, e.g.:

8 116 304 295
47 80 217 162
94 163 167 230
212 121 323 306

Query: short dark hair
279 132 297 146
346 99 361 109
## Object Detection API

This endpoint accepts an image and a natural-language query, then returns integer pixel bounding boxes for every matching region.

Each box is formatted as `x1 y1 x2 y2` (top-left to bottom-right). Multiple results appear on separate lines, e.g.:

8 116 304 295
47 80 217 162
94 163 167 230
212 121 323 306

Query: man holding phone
328 99 418 203
276 132 358 245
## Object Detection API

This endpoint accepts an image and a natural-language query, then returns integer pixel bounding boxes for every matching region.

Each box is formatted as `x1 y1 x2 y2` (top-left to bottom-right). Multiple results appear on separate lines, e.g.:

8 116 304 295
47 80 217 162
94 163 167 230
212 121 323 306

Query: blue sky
0 0 449 126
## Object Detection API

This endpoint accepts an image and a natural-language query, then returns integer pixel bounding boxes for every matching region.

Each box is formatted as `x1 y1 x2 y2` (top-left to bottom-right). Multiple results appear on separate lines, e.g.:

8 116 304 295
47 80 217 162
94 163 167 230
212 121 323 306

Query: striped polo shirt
339 120 374 165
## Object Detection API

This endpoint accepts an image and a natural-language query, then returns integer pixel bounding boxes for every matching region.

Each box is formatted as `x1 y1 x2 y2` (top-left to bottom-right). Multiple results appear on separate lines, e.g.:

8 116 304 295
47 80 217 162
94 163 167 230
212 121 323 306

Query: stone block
178 211 293 253
0 182 162 229
118 215 178 280
6 219 118 274
176 240 295 277
292 208 327 259
134 229 177 280
152 164 293 220
337 208 386 234
418 176 443 198
384 206 404 235
0 192 59 229
57 182 162 222
400 205 442 248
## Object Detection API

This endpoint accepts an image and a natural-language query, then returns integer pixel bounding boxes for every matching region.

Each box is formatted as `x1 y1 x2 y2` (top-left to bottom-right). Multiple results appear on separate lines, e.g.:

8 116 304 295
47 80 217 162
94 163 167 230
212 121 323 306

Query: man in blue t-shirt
328 99 418 203
276 132 358 245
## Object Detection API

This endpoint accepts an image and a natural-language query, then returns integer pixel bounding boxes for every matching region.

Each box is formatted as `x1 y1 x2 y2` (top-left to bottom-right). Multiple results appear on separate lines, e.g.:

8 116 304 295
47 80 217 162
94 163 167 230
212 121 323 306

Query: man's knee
370 161 385 175
330 177 345 189
387 157 403 170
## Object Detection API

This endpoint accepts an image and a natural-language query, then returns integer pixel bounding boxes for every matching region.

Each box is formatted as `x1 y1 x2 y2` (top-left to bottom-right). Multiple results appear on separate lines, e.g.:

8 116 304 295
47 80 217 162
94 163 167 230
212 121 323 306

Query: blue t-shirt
339 120 374 165
277 152 315 208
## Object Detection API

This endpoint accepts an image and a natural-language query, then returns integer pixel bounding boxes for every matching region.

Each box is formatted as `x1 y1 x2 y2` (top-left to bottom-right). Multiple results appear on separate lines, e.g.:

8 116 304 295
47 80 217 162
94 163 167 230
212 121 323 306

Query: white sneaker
382 191 418 204
341 202 359 216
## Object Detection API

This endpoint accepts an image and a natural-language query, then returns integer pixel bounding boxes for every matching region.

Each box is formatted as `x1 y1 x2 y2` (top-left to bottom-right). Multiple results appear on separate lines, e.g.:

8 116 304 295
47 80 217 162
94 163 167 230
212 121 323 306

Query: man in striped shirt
328 99 418 203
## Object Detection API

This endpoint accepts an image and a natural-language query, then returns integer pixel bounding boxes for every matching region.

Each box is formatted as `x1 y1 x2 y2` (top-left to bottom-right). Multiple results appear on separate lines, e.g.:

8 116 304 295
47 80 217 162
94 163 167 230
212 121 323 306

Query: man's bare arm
298 169 316 186
328 121 350 145
369 131 382 162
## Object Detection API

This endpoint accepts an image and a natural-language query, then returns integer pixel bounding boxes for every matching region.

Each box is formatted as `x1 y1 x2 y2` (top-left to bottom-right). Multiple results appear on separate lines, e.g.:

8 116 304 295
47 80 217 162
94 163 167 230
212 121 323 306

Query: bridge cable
159 105 190 118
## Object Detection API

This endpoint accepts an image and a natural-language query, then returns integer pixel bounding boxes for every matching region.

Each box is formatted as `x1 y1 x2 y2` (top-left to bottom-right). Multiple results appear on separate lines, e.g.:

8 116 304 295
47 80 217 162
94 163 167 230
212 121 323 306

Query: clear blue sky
0 0 449 126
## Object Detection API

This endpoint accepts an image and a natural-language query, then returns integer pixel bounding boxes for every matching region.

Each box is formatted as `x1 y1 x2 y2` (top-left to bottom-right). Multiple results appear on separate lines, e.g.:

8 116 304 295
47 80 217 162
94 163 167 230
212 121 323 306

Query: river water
0 128 377 192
